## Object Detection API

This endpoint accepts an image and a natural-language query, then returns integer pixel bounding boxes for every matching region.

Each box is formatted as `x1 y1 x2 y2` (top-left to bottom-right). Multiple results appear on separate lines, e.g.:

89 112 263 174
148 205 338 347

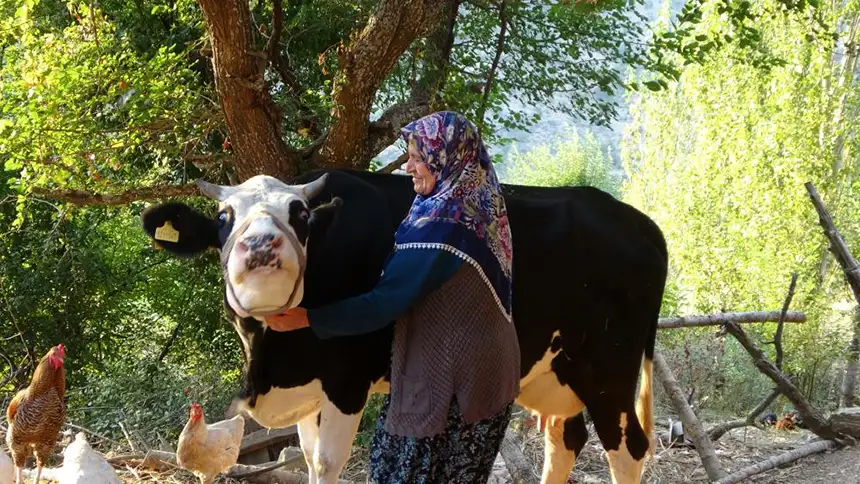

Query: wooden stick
653 351 726 481
228 454 305 479
708 388 781 441
66 422 122 448
724 322 849 443
107 450 178 471
774 273 799 371
657 311 806 329
714 440 837 484
118 421 137 453
499 429 539 484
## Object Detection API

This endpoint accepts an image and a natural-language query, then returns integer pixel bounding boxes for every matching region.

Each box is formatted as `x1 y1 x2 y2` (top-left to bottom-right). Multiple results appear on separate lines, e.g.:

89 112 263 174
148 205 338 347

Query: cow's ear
141 202 221 256
308 197 342 242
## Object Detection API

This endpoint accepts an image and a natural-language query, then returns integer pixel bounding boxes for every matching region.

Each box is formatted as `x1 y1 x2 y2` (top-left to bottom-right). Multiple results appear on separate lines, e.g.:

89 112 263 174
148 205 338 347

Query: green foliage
623 0 860 413
500 129 621 197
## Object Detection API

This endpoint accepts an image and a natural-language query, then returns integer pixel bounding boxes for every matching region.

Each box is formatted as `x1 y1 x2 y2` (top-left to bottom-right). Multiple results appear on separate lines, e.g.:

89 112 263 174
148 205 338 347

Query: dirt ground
107 419 860 483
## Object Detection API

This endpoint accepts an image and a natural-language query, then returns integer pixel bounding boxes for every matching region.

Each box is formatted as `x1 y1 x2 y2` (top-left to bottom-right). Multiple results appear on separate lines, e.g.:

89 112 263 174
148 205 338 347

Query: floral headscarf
395 111 513 320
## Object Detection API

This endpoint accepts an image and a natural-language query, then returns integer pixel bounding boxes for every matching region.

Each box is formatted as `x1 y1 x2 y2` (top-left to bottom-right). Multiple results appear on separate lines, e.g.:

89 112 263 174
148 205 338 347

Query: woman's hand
265 307 310 332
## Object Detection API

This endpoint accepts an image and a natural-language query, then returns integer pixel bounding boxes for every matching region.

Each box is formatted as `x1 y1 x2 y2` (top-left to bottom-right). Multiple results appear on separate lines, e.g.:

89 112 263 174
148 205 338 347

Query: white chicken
57 432 120 484
0 447 14 484
177 403 244 484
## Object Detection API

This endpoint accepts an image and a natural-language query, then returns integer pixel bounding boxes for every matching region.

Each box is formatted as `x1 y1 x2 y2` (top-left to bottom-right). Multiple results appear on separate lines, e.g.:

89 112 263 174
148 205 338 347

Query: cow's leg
541 413 588 484
589 406 649 484
297 412 320 482
314 399 363 484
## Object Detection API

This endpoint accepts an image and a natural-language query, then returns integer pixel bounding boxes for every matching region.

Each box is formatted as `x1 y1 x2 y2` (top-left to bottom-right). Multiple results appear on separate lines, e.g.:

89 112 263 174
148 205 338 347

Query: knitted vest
383 263 520 438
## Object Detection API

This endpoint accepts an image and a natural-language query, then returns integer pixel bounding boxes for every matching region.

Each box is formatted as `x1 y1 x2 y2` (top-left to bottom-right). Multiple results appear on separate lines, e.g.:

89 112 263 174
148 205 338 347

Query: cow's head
141 174 338 320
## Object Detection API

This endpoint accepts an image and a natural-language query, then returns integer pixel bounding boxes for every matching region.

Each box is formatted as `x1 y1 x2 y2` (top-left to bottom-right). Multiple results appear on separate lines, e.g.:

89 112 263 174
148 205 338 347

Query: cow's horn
300 173 329 200
196 179 234 201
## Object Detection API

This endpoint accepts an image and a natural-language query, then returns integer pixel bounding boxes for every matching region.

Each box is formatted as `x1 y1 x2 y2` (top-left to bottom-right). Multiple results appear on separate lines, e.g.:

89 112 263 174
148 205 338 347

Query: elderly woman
269 111 520 483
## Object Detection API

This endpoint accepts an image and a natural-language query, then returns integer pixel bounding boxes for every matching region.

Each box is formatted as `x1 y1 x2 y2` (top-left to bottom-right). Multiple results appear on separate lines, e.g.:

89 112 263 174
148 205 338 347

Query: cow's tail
635 318 657 460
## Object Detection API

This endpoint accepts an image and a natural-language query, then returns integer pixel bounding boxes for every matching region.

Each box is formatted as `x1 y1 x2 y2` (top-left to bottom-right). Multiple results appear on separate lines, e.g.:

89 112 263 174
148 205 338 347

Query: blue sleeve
306 249 462 339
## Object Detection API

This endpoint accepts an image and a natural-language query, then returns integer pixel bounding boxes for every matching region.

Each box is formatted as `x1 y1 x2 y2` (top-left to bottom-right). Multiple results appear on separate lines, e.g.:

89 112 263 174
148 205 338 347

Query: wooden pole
805 182 860 303
653 351 727 481
657 311 805 329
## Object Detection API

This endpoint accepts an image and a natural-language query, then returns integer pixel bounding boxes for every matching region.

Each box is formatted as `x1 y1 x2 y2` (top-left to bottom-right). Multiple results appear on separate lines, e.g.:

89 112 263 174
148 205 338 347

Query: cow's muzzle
221 210 306 318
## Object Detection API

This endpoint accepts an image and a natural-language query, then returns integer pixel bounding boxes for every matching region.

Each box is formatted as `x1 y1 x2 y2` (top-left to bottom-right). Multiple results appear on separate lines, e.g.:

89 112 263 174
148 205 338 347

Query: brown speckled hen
5 344 66 484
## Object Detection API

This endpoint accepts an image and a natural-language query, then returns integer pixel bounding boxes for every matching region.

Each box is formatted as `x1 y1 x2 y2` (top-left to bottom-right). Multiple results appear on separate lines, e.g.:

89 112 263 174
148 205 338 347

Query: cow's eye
218 209 232 226
300 209 309 221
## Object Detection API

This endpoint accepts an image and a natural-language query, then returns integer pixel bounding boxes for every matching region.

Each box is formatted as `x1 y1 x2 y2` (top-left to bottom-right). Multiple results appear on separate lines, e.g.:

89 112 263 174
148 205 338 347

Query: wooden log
498 429 539 484
240 426 298 455
227 450 304 479
653 351 726 481
829 407 860 438
725 322 850 443
714 439 838 484
657 311 806 329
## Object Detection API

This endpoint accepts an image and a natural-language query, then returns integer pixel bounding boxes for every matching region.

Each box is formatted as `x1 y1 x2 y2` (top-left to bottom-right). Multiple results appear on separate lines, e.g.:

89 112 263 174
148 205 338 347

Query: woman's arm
306 249 462 339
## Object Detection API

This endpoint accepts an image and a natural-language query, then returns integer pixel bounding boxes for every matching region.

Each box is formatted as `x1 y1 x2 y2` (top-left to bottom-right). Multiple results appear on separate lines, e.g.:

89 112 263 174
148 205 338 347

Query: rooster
5 344 66 484
177 403 244 484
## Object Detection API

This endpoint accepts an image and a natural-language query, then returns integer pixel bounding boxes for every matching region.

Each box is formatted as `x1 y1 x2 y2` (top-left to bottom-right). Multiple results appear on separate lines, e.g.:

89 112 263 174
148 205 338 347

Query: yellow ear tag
154 221 180 243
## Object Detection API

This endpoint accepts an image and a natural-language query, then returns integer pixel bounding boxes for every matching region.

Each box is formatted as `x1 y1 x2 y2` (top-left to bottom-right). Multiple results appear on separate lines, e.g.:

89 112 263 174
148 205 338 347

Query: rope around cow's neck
220 210 306 319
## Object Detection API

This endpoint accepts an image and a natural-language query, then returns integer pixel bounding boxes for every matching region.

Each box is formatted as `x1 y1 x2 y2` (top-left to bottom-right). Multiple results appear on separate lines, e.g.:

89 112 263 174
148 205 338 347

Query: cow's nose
234 231 287 271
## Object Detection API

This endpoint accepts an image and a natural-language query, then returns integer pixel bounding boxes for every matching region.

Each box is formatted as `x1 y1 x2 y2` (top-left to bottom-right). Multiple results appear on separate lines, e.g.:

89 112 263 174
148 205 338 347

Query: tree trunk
841 309 860 408
829 407 860 438
197 0 297 181
653 351 727 481
319 0 451 169
411 0 461 108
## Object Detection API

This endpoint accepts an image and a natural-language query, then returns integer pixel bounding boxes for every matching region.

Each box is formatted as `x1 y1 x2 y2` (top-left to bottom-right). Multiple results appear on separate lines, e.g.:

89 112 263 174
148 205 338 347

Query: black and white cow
140 169 667 484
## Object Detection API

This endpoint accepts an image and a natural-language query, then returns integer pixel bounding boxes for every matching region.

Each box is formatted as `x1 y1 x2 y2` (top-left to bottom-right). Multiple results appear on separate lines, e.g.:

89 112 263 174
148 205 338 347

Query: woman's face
404 143 436 196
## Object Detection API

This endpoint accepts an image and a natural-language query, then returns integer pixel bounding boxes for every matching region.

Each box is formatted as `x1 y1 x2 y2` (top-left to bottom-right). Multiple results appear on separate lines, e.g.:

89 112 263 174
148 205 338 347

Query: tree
622 0 860 409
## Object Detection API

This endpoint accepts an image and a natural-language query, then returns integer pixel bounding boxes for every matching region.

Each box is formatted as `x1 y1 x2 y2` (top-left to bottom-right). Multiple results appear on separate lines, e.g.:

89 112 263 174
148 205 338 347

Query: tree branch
806 181 860 304
266 0 321 139
376 153 409 174
657 311 806 329
477 0 509 126
411 0 461 107
31 184 201 205
707 388 781 441
774 273 799 371
157 322 182 363
364 101 431 161
653 350 726 481
724 322 850 443
319 0 452 169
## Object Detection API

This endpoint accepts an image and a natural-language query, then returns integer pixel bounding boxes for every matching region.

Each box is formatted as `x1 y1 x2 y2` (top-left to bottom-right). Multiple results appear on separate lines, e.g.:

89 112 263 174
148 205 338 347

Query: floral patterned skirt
368 395 512 484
